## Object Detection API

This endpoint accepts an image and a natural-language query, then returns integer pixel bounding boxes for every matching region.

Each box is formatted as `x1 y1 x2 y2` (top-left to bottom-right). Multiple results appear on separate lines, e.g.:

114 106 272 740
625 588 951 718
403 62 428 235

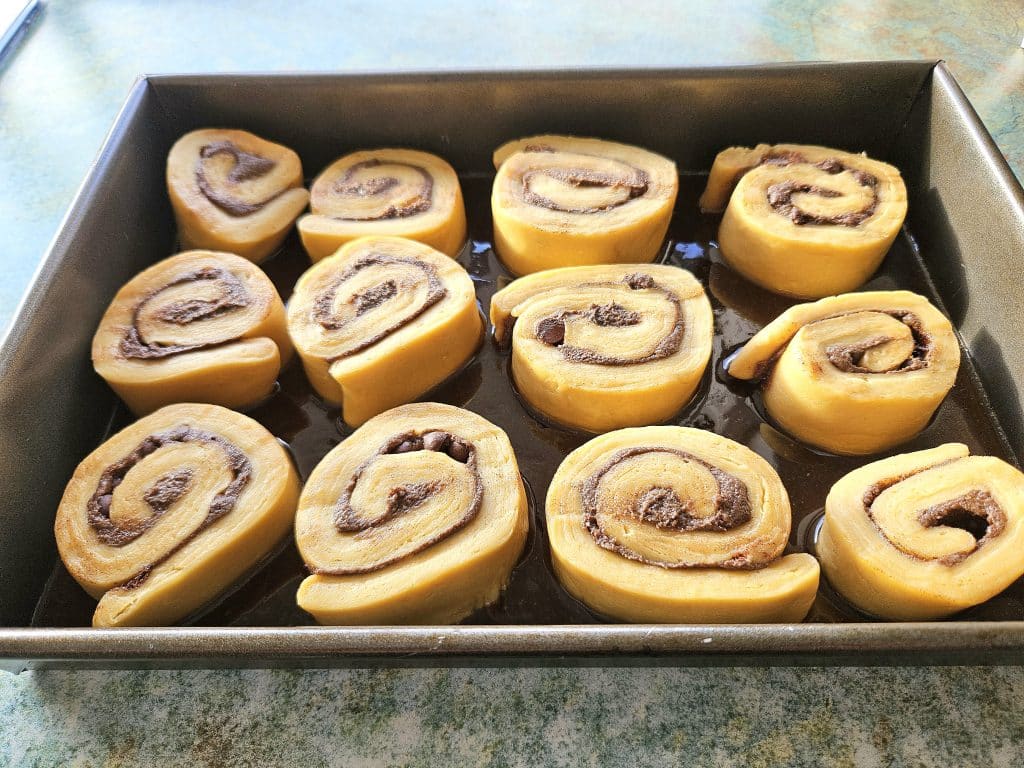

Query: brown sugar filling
312 430 483 576
531 272 682 365
87 425 252 589
119 266 251 360
581 446 763 570
196 141 287 217
329 159 434 220
310 254 447 361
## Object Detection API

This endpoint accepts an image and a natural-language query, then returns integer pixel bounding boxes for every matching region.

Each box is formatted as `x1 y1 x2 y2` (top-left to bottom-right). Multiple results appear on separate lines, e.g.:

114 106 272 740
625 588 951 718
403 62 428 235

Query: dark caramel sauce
32 174 1022 627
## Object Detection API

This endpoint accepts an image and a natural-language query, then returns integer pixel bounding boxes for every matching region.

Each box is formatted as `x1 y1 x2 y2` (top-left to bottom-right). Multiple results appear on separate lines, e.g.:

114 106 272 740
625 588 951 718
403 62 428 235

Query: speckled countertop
1 1 1023 765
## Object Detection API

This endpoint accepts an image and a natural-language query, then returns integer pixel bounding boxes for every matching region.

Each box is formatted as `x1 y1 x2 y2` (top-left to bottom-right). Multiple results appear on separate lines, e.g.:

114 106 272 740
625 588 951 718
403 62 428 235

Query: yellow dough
819 443 1024 620
490 264 712 432
167 129 309 264
728 290 960 455
491 135 678 275
92 250 293 415
298 149 467 261
286 236 482 427
54 403 300 627
701 143 907 298
295 402 529 625
546 426 819 623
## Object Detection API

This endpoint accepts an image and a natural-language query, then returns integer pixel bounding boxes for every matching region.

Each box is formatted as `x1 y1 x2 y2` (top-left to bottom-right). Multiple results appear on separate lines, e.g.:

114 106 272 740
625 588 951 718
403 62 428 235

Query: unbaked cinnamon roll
298 149 466 261
295 402 528 624
490 264 712 432
92 250 293 415
491 135 678 275
547 426 819 623
287 236 482 427
701 143 907 298
819 443 1024 619
167 129 309 264
54 403 300 627
727 290 959 455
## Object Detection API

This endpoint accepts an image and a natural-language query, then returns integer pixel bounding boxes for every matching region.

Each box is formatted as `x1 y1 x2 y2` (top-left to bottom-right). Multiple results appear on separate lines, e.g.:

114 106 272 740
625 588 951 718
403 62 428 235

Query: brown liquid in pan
31 174 1023 627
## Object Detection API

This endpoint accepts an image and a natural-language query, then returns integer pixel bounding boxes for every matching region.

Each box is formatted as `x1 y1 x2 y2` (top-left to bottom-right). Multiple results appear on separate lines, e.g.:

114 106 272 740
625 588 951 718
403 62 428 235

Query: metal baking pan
2 61 1023 670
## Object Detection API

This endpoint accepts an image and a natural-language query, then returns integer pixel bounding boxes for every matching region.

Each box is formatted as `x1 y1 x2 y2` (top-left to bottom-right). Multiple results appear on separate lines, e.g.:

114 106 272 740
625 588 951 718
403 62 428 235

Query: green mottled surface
3 666 1024 766
2 1 1024 764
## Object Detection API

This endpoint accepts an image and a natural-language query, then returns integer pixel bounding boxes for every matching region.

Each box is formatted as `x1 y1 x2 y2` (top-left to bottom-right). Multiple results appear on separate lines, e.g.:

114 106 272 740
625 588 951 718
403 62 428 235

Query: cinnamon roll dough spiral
819 443 1024 619
546 426 819 623
286 236 482 427
92 250 293 415
167 129 309 264
295 402 528 625
54 403 300 627
298 149 467 261
728 290 959 455
701 143 908 298
491 135 678 275
490 264 712 432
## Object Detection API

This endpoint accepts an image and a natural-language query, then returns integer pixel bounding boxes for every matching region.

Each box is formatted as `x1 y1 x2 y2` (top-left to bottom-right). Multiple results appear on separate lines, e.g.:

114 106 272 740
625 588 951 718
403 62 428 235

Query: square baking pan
2 61 1024 670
